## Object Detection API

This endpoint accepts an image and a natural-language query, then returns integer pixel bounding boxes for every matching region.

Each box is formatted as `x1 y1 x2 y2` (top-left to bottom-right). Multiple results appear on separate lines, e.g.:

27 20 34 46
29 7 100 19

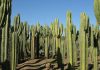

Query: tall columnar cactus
5 0 12 62
54 18 60 52
72 25 77 65
13 14 21 64
59 23 63 47
66 11 73 65
93 47 98 70
94 0 100 25
60 37 65 59
64 28 67 59
35 23 40 58
30 25 36 59
0 0 11 63
11 32 17 70
25 25 30 56
17 23 24 63
0 0 6 27
52 23 56 57
50 23 56 58
0 0 11 27
94 0 99 69
13 14 20 32
98 30 100 56
44 24 49 58
11 15 19 69
22 22 28 59
89 25 94 63
93 24 98 70
59 23 63 58
79 13 89 70
1 27 5 62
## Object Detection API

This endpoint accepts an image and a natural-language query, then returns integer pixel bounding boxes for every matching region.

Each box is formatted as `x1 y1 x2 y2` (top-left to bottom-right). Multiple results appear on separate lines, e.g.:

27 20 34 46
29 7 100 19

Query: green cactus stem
93 24 98 70
0 27 5 62
30 25 36 59
11 32 17 70
0 0 11 63
79 13 89 70
94 0 100 24
44 25 49 58
51 23 56 58
66 11 73 65
72 25 77 66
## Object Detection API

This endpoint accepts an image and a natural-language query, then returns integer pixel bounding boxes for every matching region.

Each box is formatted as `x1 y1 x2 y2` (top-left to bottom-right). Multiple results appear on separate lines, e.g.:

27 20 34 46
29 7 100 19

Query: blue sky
11 0 96 30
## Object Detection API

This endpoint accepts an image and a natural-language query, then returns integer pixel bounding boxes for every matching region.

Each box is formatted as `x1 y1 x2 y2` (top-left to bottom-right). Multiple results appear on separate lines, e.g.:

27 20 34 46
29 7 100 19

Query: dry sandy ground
16 57 100 70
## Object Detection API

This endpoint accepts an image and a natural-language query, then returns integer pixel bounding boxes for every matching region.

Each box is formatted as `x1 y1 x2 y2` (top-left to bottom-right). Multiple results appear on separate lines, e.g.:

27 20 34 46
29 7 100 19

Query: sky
11 0 96 30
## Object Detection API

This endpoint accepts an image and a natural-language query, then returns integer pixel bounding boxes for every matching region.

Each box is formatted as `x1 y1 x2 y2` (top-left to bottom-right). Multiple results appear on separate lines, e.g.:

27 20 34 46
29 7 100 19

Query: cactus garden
0 0 100 70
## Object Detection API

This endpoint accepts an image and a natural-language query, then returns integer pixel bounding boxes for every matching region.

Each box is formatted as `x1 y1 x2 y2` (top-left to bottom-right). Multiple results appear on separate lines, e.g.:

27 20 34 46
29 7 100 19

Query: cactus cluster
0 0 100 70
